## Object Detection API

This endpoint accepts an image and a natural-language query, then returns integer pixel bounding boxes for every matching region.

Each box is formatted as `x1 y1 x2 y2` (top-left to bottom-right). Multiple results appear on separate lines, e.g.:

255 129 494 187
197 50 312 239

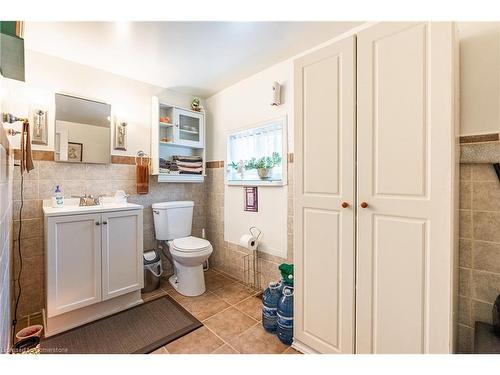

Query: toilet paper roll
239 234 258 251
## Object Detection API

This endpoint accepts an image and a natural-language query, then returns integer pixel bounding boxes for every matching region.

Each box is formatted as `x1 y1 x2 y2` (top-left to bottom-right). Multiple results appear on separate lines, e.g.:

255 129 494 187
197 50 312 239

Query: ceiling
24 21 362 97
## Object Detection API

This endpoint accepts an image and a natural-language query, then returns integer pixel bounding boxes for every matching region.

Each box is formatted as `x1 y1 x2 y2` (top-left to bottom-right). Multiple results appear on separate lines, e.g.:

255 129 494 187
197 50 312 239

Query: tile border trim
13 149 149 165
206 161 225 169
460 133 499 144
206 153 294 169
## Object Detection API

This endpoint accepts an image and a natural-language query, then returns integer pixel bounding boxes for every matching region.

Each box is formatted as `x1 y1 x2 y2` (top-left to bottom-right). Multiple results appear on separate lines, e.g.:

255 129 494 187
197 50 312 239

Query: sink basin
43 198 143 217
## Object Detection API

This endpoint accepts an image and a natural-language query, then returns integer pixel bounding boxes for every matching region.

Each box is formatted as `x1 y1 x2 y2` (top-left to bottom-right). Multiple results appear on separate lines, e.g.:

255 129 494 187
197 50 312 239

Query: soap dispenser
52 185 64 208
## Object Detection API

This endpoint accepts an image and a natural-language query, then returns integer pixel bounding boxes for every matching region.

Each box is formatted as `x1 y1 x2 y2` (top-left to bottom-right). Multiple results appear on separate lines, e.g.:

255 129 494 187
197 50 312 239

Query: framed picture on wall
244 186 258 212
68 142 83 162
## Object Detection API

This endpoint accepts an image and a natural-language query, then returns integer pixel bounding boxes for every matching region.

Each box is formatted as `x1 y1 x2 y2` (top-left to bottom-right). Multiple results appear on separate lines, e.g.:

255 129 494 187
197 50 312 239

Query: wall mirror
54 93 111 164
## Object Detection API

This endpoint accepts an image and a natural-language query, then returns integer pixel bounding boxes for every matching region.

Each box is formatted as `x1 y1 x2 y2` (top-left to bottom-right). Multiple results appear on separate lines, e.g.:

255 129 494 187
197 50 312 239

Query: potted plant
229 152 282 180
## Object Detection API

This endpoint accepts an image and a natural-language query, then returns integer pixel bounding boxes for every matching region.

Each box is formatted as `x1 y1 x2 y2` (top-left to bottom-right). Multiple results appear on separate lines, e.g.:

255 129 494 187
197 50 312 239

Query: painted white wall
206 60 293 160
2 49 202 157
206 60 292 258
458 22 500 136
205 23 375 259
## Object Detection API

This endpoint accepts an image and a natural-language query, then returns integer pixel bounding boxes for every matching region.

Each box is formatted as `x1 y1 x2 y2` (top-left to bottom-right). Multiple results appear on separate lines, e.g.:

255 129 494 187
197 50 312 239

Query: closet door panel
303 54 340 196
303 208 340 346
357 22 456 354
371 215 426 353
373 23 427 197
294 35 355 354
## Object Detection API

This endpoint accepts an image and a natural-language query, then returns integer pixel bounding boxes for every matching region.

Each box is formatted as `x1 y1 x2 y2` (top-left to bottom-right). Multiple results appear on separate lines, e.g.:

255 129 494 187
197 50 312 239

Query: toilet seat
171 236 212 253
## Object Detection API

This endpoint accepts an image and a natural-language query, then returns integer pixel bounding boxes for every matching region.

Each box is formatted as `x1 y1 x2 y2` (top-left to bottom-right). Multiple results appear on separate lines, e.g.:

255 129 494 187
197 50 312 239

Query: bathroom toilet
152 201 212 296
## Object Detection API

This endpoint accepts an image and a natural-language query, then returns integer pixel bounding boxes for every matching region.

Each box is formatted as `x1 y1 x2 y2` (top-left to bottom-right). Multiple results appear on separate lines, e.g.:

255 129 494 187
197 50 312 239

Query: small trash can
142 249 163 293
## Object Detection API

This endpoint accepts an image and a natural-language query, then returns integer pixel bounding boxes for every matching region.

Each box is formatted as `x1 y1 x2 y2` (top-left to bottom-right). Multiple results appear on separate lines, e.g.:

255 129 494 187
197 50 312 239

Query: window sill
225 179 286 187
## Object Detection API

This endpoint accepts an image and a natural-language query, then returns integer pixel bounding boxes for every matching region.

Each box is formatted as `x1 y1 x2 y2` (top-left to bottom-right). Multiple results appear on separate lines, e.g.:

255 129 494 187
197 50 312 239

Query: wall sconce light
31 109 48 145
114 117 127 151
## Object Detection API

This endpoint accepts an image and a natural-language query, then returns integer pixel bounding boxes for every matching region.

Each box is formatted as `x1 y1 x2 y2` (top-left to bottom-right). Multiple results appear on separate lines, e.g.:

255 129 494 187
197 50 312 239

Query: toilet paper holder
242 226 262 292
249 226 262 241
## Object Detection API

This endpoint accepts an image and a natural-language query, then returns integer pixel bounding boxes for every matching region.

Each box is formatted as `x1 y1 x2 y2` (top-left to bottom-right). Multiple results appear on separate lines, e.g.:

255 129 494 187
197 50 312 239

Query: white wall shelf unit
151 96 206 183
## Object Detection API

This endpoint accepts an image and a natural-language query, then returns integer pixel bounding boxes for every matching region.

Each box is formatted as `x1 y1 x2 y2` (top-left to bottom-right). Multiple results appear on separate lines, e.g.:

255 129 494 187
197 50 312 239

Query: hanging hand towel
20 120 34 173
136 163 149 194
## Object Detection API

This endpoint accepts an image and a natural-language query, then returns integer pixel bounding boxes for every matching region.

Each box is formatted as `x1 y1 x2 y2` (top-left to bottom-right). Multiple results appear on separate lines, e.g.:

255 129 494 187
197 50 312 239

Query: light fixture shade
0 32 25 82
271 81 281 106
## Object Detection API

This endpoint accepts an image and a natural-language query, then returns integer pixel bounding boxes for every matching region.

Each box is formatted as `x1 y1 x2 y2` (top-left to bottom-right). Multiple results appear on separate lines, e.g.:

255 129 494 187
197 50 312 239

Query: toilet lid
172 236 211 253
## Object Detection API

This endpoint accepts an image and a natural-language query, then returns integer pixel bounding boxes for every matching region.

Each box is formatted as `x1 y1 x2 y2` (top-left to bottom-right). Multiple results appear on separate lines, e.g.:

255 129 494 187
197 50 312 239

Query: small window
226 117 287 186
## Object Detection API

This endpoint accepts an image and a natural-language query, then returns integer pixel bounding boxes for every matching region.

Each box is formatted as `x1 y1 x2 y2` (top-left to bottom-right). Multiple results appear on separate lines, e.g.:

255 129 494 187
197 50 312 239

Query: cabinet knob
95 222 101 226
341 202 349 208
360 202 368 208
103 221 108 225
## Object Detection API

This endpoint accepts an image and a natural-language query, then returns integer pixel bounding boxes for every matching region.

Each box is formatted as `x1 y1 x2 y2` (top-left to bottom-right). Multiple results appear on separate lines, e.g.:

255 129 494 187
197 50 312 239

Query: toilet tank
152 201 194 240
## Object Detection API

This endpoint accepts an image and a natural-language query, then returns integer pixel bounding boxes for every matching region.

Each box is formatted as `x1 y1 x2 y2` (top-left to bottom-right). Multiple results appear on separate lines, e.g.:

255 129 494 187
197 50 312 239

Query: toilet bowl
152 201 212 297
167 236 212 296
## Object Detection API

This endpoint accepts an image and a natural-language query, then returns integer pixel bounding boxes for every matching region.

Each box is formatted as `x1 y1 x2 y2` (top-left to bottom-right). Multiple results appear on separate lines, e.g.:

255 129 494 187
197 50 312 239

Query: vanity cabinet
45 205 143 330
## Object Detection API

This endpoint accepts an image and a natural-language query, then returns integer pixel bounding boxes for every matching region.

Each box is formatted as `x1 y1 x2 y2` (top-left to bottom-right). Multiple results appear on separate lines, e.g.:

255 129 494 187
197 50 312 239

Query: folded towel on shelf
177 160 203 168
172 155 203 163
179 169 203 175
169 161 178 171
178 165 203 174
159 158 169 169
160 156 202 174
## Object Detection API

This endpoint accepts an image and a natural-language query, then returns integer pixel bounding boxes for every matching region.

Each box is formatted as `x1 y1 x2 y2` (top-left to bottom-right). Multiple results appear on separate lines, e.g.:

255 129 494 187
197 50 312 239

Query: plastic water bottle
277 286 294 345
262 281 281 332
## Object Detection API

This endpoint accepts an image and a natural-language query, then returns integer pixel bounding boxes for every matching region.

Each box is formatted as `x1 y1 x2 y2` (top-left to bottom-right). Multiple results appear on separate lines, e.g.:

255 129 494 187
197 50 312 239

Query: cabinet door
101 209 143 300
356 23 456 353
47 213 101 317
293 36 356 353
173 108 204 148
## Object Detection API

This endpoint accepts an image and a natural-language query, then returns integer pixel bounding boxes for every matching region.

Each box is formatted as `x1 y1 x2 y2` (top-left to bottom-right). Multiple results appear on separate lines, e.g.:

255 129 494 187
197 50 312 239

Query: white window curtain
227 123 283 182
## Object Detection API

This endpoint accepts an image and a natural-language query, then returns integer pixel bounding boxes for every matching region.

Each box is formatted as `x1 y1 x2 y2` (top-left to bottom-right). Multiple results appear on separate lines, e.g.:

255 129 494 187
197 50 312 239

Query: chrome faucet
71 194 103 206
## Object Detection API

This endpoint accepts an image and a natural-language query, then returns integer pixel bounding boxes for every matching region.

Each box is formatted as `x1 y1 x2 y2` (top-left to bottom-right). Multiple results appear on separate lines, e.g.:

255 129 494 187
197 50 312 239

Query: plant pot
257 168 271 179
16 324 43 341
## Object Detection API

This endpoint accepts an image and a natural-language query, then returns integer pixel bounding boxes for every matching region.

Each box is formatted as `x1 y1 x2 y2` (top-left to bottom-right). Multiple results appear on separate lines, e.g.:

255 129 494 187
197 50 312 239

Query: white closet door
294 36 356 354
356 22 457 354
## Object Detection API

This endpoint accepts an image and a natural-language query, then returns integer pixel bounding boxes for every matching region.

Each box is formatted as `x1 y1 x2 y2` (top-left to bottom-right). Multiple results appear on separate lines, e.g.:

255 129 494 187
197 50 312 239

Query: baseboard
292 339 320 354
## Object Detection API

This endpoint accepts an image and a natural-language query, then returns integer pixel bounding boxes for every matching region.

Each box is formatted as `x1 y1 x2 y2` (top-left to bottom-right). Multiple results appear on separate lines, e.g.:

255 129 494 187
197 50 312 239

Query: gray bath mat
41 295 202 354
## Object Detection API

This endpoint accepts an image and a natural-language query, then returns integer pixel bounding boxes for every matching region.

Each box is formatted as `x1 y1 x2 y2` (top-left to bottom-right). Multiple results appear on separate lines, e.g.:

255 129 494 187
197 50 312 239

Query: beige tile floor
142 268 300 354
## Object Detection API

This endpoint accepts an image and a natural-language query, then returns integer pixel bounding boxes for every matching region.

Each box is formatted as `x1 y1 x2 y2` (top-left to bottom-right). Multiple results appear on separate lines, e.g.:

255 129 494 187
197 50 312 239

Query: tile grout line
150 272 291 354
202 322 243 354
171 277 261 353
